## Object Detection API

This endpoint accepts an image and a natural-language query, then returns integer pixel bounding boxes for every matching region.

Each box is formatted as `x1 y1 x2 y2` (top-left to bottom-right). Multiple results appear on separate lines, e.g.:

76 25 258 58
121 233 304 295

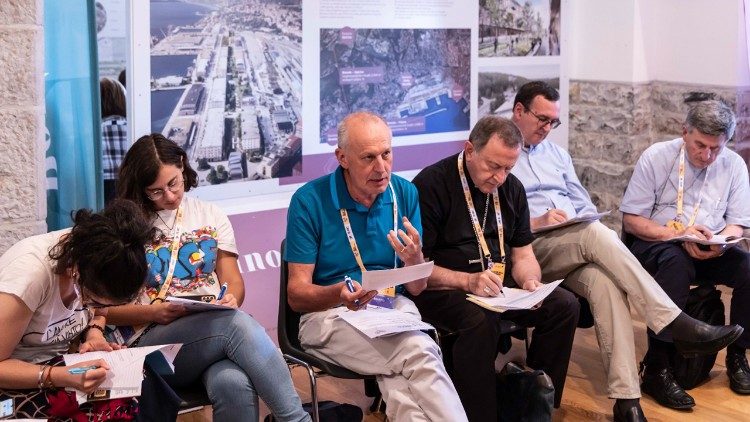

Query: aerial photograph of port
319 28 471 143
150 0 302 186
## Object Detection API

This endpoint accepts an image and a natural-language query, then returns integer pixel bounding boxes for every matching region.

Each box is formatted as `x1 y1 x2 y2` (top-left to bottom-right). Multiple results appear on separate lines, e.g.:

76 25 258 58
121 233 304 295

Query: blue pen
68 365 100 374
217 283 228 301
343 276 360 306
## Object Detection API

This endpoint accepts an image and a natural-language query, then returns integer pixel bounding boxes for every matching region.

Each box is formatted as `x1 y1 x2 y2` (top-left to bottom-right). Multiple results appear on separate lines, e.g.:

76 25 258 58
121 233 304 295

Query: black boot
640 361 695 410
669 312 743 357
613 399 647 422
726 345 750 394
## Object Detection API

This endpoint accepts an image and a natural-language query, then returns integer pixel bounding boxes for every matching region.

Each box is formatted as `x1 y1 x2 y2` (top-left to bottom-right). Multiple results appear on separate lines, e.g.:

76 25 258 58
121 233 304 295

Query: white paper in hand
166 296 233 311
360 261 434 292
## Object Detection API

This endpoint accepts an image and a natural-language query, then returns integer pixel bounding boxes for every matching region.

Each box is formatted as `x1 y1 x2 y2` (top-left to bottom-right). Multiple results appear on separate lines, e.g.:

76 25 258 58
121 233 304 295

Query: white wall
569 0 750 86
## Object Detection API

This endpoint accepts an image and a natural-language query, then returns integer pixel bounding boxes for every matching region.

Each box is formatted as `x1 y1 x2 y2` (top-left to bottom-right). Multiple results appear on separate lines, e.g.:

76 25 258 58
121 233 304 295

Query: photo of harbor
319 28 471 143
150 0 302 185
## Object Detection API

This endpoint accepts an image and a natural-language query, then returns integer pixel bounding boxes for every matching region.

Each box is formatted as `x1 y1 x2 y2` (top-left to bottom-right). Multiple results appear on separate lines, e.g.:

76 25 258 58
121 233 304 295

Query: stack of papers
63 343 181 403
337 306 434 338
667 234 749 246
531 211 610 234
466 280 564 313
166 296 233 311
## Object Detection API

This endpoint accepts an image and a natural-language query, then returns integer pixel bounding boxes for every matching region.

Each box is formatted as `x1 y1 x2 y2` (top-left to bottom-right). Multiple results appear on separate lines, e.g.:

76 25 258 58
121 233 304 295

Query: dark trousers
411 288 579 422
630 239 750 348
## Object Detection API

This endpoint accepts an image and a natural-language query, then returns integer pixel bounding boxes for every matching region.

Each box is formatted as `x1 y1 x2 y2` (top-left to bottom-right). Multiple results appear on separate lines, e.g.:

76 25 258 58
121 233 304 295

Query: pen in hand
217 283 228 301
68 365 101 374
343 276 360 307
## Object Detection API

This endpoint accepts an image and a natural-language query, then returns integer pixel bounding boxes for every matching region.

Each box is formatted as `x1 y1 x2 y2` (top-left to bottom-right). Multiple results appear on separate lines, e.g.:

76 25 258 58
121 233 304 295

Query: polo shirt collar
329 166 393 211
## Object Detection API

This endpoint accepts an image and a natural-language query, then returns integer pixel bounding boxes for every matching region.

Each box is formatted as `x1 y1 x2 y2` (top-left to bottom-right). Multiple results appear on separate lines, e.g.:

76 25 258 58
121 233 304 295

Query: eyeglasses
145 177 184 201
73 277 132 310
525 107 562 129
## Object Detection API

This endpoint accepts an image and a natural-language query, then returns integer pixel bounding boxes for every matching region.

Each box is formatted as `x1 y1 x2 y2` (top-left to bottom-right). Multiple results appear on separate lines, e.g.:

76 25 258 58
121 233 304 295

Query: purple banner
230 207 289 343
339 66 385 84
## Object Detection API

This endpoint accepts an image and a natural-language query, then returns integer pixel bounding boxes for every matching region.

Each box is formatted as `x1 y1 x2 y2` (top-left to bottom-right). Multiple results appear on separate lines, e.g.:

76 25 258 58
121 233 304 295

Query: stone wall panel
0 29 37 106
0 0 36 26
0 221 47 253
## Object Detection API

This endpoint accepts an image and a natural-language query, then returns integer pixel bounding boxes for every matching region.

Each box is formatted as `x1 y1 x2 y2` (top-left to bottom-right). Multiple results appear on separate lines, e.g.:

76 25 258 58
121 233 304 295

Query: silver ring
400 247 407 253
483 287 492 294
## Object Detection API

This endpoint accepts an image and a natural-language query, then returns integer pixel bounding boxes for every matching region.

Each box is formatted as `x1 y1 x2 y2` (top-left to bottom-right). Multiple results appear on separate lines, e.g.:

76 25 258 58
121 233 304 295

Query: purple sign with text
339 66 385 84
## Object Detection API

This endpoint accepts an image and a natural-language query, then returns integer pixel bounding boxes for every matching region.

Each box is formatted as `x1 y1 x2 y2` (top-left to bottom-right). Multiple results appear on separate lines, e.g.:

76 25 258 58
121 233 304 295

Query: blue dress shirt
620 138 750 233
511 140 598 218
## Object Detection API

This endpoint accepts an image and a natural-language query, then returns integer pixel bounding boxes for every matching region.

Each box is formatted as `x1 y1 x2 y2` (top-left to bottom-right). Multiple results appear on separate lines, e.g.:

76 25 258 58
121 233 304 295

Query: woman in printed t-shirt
107 133 310 422
0 199 173 420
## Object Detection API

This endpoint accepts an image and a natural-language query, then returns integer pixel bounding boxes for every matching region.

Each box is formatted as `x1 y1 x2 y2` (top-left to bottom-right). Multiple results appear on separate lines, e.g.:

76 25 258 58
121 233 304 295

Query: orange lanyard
457 152 505 268
674 143 710 227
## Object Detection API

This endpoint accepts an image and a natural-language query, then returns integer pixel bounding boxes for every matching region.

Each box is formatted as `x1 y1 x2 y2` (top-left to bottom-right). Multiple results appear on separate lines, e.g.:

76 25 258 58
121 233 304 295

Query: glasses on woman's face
525 106 562 130
73 277 131 310
145 177 184 201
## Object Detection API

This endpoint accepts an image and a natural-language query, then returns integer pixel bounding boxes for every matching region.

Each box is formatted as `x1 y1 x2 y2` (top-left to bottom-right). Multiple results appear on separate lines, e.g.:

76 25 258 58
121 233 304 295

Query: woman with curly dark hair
0 199 177 420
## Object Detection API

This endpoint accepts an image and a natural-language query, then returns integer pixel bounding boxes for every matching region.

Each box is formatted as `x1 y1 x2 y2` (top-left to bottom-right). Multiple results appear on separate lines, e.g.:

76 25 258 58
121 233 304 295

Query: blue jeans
138 310 310 422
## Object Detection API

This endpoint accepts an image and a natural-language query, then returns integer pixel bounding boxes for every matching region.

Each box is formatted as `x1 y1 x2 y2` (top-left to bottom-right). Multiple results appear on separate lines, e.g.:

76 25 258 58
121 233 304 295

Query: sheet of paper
63 343 182 403
361 261 434 292
467 280 564 312
531 211 611 234
667 234 749 246
337 306 434 338
166 296 234 311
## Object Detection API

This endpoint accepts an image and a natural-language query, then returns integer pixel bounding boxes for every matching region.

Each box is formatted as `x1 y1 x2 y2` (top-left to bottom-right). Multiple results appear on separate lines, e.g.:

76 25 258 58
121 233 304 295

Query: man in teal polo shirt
284 111 467 421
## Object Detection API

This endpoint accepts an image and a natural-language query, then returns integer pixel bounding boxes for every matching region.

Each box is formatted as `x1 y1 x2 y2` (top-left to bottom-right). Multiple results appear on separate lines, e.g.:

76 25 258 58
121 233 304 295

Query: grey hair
337 111 390 149
469 115 523 151
684 99 736 141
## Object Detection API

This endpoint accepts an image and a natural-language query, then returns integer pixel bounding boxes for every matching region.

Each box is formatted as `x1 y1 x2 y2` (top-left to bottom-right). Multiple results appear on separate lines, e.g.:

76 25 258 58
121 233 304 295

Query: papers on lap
337 306 434 338
63 343 182 404
667 234 750 246
466 280 564 313
360 261 434 292
531 211 611 234
166 296 233 311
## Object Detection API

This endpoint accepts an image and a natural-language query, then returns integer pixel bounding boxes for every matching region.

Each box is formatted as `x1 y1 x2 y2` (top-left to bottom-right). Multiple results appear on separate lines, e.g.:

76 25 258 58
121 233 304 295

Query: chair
278 240 382 422
175 384 211 415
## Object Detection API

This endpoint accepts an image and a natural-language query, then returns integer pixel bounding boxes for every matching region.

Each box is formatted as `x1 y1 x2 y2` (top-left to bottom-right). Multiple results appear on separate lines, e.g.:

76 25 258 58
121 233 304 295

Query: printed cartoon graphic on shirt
145 226 219 298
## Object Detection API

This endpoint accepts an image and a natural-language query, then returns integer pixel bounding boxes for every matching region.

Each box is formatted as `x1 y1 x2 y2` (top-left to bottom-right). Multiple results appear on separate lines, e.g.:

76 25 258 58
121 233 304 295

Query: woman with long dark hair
108 134 310 422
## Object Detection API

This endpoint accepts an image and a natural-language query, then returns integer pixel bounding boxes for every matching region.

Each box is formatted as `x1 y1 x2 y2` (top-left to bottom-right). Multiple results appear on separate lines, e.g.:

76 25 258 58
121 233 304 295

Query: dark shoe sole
675 325 744 358
729 380 750 395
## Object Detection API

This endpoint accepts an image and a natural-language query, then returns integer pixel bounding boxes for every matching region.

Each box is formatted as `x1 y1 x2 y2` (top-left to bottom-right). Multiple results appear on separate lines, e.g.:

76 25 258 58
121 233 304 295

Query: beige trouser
299 295 468 422
532 221 682 398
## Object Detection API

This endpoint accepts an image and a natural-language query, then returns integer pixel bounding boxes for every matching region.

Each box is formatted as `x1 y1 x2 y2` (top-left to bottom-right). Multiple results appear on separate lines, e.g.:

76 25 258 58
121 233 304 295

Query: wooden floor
179 287 750 421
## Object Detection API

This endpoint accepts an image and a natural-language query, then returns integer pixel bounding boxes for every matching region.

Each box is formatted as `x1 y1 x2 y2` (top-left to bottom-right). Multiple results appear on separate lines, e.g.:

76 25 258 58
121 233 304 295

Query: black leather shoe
672 315 744 357
640 364 695 410
727 349 750 394
613 401 647 422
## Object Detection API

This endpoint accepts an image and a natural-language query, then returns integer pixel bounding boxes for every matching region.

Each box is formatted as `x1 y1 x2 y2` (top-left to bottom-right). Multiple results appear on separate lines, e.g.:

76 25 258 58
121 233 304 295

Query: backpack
263 400 363 422
672 284 725 390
